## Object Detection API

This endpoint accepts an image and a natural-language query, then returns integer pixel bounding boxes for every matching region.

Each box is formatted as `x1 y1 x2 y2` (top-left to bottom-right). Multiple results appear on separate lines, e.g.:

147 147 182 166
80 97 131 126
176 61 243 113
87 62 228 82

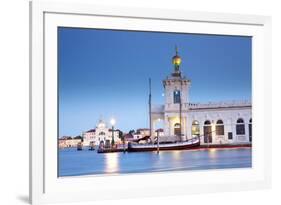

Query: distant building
59 137 82 148
83 119 121 146
124 133 135 142
133 128 150 139
154 128 164 137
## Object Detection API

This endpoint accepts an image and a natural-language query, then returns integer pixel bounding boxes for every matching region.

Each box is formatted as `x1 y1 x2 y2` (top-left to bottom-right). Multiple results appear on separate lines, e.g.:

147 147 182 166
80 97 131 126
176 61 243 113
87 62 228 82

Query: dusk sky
58 27 252 137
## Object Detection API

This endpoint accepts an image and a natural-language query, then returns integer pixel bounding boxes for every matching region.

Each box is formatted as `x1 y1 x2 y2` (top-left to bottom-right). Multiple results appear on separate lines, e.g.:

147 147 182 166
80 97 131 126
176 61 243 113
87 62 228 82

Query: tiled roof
136 128 149 132
86 129 96 133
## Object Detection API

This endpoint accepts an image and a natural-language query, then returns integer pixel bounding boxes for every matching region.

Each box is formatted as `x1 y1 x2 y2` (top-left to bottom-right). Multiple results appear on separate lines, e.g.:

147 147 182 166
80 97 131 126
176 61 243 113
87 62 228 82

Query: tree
129 130 135 134
118 131 124 140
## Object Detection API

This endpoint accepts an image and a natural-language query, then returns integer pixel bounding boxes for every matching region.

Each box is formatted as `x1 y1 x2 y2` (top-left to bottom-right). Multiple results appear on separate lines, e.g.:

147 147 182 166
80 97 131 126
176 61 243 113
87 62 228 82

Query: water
59 148 252 177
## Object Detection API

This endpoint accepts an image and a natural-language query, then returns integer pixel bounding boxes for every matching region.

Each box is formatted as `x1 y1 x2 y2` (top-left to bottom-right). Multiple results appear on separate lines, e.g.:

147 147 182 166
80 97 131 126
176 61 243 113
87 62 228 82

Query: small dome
172 55 181 66
97 119 106 128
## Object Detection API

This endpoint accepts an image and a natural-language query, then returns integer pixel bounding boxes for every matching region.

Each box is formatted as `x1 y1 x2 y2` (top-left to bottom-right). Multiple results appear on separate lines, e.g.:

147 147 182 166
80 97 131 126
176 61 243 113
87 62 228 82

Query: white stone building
82 119 121 146
151 49 252 145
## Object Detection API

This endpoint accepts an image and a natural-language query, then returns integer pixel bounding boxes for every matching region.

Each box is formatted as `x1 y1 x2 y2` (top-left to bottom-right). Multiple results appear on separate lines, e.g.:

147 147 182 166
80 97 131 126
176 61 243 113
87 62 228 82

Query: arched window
236 118 245 135
99 131 105 136
191 120 200 137
249 118 252 142
173 90 181 104
204 120 211 125
216 119 224 135
203 120 212 143
174 123 181 136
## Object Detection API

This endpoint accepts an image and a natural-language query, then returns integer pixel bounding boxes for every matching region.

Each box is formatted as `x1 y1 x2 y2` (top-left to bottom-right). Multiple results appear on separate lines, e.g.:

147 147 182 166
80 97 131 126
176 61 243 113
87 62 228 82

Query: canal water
59 148 252 177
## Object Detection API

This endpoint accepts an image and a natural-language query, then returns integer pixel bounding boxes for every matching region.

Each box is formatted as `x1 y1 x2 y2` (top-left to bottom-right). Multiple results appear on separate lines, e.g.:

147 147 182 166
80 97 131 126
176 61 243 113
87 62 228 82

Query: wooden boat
97 141 127 153
127 137 200 152
97 147 125 153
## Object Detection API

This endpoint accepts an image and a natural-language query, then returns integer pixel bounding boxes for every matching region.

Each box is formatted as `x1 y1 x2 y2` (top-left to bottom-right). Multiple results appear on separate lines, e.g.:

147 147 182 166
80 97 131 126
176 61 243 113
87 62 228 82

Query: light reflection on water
105 153 119 173
59 148 252 177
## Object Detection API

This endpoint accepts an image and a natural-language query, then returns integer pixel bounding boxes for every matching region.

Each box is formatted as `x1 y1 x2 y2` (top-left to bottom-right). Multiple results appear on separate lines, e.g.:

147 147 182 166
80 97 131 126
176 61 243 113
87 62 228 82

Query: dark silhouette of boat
88 141 95 151
97 140 127 153
77 142 83 151
127 137 200 152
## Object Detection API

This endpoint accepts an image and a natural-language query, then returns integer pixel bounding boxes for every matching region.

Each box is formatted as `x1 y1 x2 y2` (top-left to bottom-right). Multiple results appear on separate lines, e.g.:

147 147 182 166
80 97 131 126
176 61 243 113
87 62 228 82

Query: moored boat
77 142 83 151
88 141 95 151
127 137 200 152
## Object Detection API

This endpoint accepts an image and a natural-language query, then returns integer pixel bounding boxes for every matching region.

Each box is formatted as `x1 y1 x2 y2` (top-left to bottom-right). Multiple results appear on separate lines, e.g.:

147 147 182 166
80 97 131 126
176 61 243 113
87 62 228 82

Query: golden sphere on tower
172 55 181 66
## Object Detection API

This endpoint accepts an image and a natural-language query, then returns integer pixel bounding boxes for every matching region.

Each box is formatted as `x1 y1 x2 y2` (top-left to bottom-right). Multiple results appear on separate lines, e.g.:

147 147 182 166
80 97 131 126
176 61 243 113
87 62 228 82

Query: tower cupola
172 46 182 77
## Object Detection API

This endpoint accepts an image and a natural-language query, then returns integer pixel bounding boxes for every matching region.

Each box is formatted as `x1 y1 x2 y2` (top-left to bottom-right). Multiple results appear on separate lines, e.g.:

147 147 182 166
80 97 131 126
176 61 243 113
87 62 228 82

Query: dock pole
149 78 152 144
157 130 160 154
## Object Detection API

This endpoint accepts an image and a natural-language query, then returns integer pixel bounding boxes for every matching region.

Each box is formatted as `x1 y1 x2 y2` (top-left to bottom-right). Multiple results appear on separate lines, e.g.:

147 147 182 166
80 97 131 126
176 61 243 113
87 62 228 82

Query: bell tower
162 47 191 139
163 47 191 106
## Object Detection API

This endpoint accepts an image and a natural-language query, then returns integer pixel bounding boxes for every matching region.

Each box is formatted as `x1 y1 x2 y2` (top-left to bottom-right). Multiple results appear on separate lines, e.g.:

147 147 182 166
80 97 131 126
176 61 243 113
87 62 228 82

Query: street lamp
110 118 116 147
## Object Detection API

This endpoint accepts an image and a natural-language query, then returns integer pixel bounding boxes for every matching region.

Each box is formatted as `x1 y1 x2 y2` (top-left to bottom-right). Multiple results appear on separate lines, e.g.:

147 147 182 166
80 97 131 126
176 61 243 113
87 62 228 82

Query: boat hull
127 138 200 152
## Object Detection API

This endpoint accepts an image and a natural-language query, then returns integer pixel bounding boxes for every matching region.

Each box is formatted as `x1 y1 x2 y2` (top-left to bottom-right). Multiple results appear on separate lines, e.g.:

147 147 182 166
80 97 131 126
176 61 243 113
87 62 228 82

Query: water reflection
208 148 217 159
172 150 182 160
59 147 252 177
104 153 119 173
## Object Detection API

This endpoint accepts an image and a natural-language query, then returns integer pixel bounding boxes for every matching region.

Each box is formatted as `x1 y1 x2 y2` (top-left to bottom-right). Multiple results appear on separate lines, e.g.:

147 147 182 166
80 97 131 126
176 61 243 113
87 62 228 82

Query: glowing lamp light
110 118 116 126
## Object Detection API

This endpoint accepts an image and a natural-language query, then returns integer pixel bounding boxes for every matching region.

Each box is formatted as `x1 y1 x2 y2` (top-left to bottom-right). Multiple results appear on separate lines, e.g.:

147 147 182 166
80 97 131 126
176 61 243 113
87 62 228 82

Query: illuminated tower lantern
162 47 191 140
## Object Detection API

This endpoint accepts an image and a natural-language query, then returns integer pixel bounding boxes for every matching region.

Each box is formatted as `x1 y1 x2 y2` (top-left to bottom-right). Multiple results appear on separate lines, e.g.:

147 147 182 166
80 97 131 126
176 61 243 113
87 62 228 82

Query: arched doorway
249 118 252 142
203 120 212 143
191 120 200 137
174 123 181 136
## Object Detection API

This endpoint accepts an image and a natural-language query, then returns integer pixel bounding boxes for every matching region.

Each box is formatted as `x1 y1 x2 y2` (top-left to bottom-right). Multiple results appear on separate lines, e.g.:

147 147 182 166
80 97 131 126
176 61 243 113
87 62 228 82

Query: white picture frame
30 1 272 204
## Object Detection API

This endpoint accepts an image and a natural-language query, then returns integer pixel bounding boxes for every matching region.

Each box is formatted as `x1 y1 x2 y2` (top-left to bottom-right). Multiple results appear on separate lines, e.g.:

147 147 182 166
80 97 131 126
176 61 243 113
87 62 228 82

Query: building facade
59 137 82 148
83 119 121 146
151 48 252 145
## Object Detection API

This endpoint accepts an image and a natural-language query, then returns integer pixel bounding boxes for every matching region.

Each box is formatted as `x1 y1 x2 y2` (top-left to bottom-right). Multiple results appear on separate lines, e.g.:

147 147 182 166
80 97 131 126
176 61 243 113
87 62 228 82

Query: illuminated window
216 119 224 135
192 120 200 137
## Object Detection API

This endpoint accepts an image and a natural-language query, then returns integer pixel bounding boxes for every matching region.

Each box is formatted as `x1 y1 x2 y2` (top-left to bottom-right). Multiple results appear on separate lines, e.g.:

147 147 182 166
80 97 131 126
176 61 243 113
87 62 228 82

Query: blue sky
58 27 252 137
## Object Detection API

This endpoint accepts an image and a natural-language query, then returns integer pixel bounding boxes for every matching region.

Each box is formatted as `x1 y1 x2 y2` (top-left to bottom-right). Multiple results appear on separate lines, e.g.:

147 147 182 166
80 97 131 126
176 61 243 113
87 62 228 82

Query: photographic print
58 28 252 177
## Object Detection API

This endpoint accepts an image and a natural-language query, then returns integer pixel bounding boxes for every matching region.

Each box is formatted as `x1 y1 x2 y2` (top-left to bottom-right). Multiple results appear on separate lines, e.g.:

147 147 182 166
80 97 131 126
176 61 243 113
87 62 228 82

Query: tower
162 47 191 139
163 47 191 106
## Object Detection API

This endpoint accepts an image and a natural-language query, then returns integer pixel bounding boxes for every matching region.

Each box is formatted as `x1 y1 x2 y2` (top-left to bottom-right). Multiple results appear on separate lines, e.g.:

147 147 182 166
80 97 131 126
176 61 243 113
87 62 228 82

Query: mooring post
157 130 160 154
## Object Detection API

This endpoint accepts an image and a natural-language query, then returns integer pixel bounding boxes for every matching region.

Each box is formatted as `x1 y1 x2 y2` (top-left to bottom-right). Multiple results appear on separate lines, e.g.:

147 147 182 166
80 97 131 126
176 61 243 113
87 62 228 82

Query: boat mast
149 78 152 143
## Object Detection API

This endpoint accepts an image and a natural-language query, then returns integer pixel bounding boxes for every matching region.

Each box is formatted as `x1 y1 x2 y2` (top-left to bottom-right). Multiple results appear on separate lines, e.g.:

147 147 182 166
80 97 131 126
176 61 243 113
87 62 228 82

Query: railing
164 100 251 111
187 100 251 109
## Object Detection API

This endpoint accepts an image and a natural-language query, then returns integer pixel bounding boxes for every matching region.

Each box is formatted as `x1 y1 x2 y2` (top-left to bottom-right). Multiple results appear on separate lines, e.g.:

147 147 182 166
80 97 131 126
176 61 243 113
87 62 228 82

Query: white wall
0 0 280 205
